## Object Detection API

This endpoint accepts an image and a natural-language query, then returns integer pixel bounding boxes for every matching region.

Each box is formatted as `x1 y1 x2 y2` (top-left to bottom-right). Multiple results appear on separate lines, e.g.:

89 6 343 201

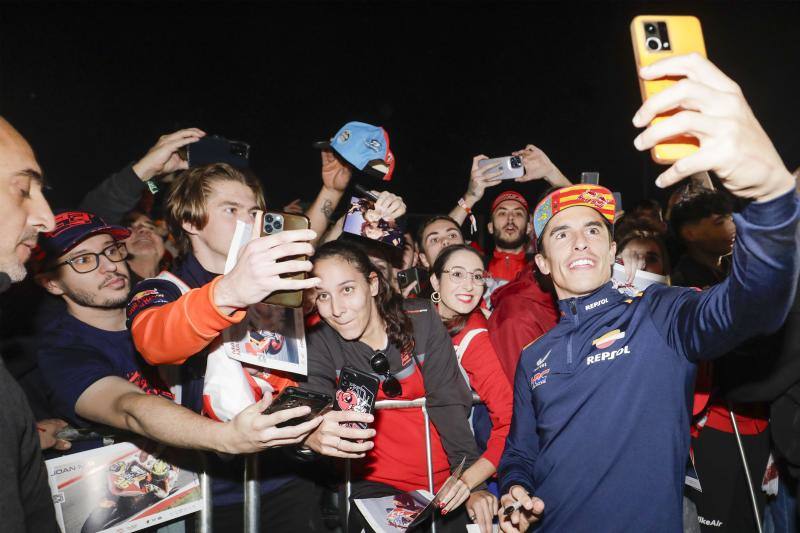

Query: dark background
2 1 799 222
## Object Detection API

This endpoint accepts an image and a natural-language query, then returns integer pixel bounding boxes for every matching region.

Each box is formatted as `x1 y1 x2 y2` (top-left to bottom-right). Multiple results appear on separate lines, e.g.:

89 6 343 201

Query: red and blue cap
36 210 131 263
314 121 396 181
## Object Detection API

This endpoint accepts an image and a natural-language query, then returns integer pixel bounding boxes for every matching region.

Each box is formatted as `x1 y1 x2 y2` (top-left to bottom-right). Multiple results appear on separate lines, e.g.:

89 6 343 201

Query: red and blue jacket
499 190 800 532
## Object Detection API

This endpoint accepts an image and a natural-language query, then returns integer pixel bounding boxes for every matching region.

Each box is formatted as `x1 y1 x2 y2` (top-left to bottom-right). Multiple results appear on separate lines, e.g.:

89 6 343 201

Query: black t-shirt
37 312 171 429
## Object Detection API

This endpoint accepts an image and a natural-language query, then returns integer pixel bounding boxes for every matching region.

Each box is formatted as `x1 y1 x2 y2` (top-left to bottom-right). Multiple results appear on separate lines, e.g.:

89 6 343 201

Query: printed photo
223 303 307 375
46 441 202 533
343 196 405 248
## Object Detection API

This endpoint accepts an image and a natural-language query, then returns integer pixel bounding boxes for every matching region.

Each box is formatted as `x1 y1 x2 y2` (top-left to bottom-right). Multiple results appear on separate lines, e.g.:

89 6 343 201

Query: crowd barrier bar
343 394 482 533
197 394 481 532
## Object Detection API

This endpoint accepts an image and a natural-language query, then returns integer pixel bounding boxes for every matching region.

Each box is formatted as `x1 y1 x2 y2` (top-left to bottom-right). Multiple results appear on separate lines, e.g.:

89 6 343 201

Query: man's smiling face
534 206 616 300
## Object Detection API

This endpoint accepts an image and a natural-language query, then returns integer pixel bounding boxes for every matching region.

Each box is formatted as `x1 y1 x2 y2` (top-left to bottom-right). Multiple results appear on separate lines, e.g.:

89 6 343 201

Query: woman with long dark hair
429 244 513 532
301 240 489 532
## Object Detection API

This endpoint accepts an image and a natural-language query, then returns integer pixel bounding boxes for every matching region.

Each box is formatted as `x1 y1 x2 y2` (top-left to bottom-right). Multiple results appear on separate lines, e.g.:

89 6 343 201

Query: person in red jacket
488 264 559 386
429 244 514 532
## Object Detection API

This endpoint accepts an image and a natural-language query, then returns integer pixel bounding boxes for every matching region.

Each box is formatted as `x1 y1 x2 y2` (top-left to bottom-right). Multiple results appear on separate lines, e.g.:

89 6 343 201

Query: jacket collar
173 253 217 288
557 281 623 322
492 248 526 261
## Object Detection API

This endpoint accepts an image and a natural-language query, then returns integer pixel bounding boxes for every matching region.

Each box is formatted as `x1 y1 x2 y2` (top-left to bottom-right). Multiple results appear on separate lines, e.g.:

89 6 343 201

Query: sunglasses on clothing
370 351 402 398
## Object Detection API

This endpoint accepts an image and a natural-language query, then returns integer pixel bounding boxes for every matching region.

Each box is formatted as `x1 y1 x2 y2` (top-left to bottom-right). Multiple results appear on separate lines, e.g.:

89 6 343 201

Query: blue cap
314 121 396 181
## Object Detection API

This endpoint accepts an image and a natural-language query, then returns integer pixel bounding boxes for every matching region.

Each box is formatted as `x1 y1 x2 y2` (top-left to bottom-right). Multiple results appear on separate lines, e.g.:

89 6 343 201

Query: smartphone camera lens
645 23 656 34
265 214 274 223
264 224 273 233
273 220 283 230
646 37 662 51
510 156 522 169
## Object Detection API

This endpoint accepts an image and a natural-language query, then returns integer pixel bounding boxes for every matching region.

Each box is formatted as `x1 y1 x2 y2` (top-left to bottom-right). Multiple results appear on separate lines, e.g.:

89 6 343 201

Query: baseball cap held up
314 121 396 181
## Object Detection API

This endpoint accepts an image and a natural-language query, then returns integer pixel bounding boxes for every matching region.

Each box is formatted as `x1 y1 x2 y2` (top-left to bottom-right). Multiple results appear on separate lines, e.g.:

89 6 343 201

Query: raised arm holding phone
498 51 798 533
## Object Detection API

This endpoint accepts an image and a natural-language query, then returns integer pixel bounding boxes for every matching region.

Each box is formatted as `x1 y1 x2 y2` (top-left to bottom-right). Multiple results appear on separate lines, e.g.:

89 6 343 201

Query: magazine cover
354 457 466 532
46 441 202 533
354 490 435 532
222 220 308 375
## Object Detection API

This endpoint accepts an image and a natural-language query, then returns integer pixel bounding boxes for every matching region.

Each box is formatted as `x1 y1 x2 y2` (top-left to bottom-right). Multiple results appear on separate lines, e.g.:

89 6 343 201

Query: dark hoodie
489 263 558 385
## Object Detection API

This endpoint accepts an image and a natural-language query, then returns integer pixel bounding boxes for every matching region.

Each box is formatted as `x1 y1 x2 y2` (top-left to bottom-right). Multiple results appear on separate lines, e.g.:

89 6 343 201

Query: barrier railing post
421 403 437 533
244 453 260 533
344 458 351 532
198 453 213 533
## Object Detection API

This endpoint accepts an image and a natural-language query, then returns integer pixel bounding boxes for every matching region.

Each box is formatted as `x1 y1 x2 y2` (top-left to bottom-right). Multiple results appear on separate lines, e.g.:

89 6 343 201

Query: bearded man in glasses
33 210 314 460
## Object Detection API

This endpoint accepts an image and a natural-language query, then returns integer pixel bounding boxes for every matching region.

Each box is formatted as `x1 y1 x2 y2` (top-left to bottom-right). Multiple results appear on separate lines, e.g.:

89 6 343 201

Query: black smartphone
397 267 421 294
334 366 380 429
264 387 332 427
186 134 250 168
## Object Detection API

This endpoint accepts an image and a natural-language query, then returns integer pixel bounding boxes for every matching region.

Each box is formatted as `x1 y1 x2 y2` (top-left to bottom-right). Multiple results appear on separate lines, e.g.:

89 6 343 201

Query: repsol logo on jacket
585 298 608 311
586 345 631 365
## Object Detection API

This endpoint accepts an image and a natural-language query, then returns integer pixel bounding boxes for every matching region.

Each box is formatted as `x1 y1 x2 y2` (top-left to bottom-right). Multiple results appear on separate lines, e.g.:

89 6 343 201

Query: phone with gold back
630 16 707 164
260 212 310 308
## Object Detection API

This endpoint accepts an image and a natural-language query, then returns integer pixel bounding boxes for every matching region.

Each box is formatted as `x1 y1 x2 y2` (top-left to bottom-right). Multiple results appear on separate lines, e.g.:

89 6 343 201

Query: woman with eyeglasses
428 244 513 532
301 240 487 533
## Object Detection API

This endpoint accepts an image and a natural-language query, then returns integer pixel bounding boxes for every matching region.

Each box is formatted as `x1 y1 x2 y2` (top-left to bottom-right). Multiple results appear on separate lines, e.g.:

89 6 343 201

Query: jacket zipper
567 299 579 367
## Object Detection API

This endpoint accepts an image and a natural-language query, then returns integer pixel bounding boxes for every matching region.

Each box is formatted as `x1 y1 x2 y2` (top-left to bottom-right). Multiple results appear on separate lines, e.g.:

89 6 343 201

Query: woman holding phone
429 244 514 531
301 240 489 532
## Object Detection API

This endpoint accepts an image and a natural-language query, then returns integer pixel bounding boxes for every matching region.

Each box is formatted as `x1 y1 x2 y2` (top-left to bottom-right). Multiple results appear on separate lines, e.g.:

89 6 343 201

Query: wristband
458 198 477 234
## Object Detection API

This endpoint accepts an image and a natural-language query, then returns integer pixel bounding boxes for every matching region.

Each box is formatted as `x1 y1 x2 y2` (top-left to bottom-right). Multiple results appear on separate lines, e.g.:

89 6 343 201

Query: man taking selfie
498 54 800 533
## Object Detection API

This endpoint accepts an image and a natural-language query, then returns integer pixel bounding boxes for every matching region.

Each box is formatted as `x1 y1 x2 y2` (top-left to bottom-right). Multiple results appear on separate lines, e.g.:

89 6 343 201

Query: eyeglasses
441 267 487 286
370 351 402 398
52 243 129 274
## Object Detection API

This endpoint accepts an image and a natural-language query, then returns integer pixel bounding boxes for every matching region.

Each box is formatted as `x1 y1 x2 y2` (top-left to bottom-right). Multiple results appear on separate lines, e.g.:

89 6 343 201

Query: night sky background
2 1 799 230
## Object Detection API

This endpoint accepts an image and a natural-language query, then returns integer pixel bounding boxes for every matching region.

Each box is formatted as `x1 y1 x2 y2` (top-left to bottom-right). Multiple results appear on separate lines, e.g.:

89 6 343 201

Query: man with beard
486 190 533 283
0 116 58 532
34 210 321 456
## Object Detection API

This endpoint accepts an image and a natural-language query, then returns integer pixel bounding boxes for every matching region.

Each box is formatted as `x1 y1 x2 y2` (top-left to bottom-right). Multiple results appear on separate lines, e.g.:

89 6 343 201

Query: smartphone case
631 16 706 164
478 156 525 180
262 212 310 308
334 366 380 429
265 386 332 427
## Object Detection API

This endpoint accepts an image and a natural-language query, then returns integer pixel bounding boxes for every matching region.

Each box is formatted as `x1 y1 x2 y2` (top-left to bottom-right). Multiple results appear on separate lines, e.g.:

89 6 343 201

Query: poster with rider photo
222 302 307 375
46 441 202 533
343 196 405 248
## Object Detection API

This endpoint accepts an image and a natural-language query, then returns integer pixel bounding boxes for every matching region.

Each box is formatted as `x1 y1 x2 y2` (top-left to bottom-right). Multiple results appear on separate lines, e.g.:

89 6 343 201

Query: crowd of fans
0 53 799 533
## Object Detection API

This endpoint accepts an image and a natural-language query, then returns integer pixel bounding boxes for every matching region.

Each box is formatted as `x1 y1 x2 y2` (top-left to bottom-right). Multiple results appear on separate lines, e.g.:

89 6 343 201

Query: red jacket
452 311 513 467
487 249 527 282
489 264 559 385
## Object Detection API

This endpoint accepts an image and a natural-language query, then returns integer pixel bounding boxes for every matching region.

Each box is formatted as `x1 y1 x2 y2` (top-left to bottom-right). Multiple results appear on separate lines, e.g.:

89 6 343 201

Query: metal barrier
196 394 482 532
343 394 482 533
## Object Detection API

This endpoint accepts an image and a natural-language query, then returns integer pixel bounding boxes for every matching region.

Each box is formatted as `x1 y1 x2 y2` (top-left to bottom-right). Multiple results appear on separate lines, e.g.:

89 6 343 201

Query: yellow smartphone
260 212 310 308
630 16 707 164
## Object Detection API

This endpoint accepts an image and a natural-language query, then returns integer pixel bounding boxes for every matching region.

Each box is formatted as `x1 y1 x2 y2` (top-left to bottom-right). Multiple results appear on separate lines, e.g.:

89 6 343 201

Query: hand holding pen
498 485 545 533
